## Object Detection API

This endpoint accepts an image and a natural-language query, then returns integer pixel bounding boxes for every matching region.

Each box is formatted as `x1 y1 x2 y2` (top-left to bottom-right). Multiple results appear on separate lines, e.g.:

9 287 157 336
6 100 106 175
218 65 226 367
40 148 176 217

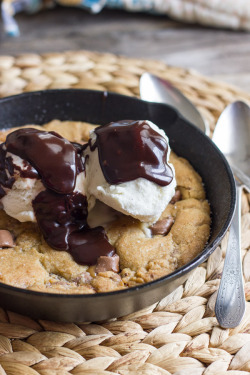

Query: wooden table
0 8 249 92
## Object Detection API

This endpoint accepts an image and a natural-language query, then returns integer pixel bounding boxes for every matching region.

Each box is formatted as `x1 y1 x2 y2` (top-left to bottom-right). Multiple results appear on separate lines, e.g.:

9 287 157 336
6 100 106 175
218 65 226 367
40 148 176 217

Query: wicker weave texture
0 50 249 375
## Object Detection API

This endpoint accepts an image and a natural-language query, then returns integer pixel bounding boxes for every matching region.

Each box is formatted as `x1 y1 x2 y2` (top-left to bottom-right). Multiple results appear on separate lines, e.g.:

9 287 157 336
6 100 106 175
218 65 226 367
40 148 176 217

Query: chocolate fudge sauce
93 120 173 186
69 227 115 265
5 128 80 194
1 128 114 265
33 189 114 265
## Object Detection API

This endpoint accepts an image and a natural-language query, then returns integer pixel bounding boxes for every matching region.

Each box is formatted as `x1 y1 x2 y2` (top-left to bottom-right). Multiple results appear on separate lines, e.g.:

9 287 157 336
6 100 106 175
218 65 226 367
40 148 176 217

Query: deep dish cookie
0 120 210 293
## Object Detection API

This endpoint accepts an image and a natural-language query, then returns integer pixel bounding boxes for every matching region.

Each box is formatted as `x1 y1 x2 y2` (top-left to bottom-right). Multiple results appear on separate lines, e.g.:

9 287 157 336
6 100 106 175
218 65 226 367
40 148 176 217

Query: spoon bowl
140 72 210 135
213 101 250 190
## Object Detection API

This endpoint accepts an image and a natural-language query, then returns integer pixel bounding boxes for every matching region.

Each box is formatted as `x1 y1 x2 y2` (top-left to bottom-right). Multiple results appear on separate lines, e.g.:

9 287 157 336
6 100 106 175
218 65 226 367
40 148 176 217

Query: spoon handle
215 184 246 328
231 164 250 192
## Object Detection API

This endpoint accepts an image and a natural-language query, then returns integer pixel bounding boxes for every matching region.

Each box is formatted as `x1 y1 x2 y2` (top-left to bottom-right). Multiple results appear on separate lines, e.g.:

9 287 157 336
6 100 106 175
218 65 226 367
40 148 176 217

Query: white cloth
2 0 250 37
113 0 250 31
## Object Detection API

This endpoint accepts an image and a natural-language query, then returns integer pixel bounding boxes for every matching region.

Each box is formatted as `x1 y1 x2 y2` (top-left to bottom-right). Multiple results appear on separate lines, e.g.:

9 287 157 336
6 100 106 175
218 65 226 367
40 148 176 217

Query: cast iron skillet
0 89 235 322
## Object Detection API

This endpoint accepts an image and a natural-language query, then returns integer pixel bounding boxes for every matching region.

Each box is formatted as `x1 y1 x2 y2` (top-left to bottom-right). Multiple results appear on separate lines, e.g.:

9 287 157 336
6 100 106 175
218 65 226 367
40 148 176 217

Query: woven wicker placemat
0 50 250 375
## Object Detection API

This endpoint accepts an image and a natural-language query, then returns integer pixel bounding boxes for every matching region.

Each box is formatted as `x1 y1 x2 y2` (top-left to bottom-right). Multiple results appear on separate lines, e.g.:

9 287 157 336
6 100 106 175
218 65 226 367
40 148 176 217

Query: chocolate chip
170 190 182 204
0 230 15 248
96 254 120 273
150 216 174 236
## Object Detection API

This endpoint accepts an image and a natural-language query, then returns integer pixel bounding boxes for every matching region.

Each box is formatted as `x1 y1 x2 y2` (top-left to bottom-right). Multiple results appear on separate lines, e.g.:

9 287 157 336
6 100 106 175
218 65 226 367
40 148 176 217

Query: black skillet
0 89 235 322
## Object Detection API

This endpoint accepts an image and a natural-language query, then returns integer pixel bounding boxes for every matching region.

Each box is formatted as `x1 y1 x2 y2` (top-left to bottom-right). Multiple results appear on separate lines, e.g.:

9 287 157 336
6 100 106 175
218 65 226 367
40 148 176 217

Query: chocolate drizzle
69 227 115 265
33 190 88 251
33 189 114 265
5 128 82 194
1 128 114 266
94 120 173 186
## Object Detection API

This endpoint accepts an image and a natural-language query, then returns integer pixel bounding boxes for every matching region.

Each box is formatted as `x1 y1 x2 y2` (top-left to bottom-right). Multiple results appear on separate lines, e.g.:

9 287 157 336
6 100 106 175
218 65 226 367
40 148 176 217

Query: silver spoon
140 72 210 135
213 102 250 190
140 74 249 327
213 101 250 328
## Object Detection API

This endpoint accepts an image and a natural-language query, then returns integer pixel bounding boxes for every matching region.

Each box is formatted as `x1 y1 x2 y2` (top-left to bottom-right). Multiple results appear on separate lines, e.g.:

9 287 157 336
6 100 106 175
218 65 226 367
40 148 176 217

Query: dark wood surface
0 8 249 92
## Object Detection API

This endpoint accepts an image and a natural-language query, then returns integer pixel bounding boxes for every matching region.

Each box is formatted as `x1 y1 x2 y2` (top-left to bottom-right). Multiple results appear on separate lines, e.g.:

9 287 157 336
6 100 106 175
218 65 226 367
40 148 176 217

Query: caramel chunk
170 190 182 204
0 230 15 248
96 254 120 273
150 217 174 236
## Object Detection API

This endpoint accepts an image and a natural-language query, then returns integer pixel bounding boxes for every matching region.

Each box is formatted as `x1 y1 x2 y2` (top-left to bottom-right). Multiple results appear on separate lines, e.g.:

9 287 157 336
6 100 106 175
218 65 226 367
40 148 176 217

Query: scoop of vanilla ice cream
85 121 176 223
1 152 44 222
1 176 45 222
1 152 87 222
87 199 121 228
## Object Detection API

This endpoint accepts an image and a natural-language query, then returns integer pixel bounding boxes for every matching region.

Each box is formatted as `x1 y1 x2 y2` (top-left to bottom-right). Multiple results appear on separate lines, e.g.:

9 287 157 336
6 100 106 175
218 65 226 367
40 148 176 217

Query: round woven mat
0 50 250 375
